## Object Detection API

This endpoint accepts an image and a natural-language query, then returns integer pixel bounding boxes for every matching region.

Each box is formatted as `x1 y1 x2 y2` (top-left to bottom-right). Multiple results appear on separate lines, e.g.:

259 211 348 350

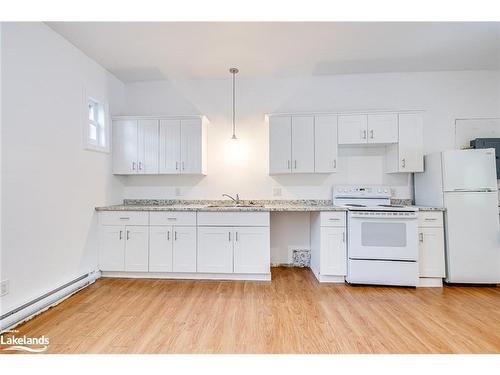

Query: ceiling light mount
230 67 239 140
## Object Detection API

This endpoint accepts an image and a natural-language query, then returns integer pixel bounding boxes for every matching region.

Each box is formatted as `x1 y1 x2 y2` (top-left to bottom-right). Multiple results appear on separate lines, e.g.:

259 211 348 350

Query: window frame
83 92 110 153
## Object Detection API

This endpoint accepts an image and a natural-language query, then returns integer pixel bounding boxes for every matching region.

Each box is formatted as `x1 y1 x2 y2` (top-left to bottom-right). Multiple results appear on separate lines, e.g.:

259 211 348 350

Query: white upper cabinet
386 113 424 173
113 119 138 174
291 116 315 173
159 119 181 174
338 115 368 144
268 115 314 174
137 119 159 174
180 118 204 174
338 113 398 145
113 116 208 175
367 114 398 144
269 116 292 174
314 115 338 173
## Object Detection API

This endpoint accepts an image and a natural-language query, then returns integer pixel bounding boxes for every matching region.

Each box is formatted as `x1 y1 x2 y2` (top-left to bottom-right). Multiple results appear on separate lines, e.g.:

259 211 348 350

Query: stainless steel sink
206 204 264 208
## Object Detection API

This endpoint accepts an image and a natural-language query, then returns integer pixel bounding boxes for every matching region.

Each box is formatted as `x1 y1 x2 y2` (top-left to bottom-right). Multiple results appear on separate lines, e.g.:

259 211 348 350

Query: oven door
348 211 418 261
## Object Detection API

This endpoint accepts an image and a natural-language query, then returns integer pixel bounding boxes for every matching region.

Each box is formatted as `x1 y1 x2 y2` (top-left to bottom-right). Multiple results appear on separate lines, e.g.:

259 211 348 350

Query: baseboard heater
0 272 97 331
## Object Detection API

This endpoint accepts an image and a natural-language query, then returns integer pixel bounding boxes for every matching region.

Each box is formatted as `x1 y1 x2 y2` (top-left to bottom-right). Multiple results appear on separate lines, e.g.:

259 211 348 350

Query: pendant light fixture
229 67 239 140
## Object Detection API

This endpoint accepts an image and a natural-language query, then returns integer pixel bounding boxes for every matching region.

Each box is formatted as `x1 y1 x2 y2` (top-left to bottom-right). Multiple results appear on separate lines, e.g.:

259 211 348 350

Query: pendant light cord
230 67 238 139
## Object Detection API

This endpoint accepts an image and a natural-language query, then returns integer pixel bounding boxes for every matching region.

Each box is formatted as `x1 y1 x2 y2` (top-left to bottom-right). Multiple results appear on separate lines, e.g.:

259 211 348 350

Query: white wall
0 23 125 314
118 71 500 200
117 71 500 263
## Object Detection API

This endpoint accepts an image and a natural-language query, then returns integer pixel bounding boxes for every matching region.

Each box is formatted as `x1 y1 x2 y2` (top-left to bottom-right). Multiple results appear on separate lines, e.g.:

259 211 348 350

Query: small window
85 98 107 152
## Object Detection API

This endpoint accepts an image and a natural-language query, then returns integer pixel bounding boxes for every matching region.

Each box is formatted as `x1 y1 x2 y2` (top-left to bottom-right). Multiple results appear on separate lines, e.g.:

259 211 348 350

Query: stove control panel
333 185 391 199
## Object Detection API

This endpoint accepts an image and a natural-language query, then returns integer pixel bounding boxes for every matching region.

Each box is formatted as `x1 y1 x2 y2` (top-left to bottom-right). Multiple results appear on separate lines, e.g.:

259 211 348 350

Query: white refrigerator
415 149 500 283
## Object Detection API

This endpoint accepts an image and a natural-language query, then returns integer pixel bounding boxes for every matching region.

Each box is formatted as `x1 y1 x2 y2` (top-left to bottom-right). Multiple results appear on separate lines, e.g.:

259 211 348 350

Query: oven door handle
350 215 417 220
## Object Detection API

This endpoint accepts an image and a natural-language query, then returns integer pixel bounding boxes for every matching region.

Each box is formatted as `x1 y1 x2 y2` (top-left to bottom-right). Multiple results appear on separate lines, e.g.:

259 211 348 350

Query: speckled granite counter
95 199 346 212
95 199 445 212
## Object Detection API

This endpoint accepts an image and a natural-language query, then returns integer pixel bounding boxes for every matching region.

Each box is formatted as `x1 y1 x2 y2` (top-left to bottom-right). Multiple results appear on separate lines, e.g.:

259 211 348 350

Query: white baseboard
0 271 99 332
418 277 444 287
101 271 271 282
310 267 345 283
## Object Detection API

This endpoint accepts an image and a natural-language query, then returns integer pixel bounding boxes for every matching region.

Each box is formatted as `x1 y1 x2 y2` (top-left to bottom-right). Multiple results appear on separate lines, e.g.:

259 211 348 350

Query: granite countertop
95 199 445 212
95 199 346 212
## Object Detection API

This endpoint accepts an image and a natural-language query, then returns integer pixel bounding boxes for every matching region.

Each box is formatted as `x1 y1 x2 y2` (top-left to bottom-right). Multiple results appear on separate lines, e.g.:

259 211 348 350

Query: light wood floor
2 267 500 354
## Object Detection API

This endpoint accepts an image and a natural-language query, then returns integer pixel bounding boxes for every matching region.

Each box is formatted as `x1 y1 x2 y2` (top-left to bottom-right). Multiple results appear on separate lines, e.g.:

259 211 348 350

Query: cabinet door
180 118 202 174
137 119 159 174
314 115 338 173
367 114 398 144
233 227 270 274
112 120 137 174
338 115 368 144
419 227 446 278
398 113 423 172
124 226 149 272
99 225 125 271
320 227 347 276
291 116 315 173
149 226 173 272
159 119 181 174
172 226 197 272
269 116 292 174
197 226 234 273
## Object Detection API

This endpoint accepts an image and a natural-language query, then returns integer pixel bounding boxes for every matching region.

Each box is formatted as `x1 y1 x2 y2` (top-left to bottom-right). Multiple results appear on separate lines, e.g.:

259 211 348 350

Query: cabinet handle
174 231 177 241
175 161 178 170
333 159 337 169
138 162 142 170
424 218 437 221
119 230 123 240
401 158 406 168
182 161 185 170
370 130 374 139
126 230 130 240
119 217 130 220
419 233 424 242
294 160 297 169
287 160 290 170
235 232 238 242
229 232 231 242
329 218 340 221
167 231 170 241
363 130 367 139
132 162 136 171
342 232 345 243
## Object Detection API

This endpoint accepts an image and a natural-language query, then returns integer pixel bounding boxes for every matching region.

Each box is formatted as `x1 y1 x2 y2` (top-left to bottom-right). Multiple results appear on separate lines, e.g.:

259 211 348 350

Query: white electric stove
333 185 419 287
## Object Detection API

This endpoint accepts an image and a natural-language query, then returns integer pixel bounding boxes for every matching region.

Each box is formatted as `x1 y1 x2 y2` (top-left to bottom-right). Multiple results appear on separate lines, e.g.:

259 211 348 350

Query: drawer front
98 211 149 226
320 212 346 227
150 211 197 226
418 211 443 227
197 212 270 227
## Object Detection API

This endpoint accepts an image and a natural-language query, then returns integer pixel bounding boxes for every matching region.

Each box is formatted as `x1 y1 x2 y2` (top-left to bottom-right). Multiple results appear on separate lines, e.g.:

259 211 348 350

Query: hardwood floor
2 267 500 354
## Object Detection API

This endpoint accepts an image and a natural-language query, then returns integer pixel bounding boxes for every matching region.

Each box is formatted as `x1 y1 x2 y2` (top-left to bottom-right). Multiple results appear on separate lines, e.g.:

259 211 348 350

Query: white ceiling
47 22 500 83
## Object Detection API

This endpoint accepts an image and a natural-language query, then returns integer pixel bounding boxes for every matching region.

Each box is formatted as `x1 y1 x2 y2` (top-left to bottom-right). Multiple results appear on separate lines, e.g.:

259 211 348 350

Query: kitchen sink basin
206 204 264 208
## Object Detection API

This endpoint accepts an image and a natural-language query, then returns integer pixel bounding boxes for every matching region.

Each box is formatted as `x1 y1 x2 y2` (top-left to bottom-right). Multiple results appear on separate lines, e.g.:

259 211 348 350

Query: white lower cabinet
233 227 270 274
320 227 347 276
124 226 149 271
99 211 271 279
99 225 148 272
149 225 197 272
418 211 446 286
197 226 234 273
99 225 126 271
310 212 347 282
197 225 270 274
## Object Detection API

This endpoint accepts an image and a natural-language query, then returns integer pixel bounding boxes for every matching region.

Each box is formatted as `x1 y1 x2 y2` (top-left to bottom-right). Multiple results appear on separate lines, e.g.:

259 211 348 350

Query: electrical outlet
175 187 182 196
273 187 282 197
0 280 9 297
